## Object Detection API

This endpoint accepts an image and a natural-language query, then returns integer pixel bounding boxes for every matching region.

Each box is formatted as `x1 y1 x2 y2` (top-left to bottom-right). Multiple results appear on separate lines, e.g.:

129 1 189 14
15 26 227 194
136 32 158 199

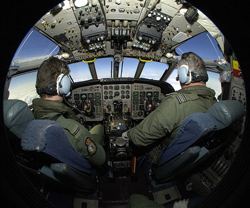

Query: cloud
167 77 181 91
9 87 39 105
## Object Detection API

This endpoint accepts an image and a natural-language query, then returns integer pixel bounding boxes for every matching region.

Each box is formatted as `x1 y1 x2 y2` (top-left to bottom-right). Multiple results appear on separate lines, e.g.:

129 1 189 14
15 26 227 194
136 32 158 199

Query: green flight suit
32 98 106 167
127 85 216 160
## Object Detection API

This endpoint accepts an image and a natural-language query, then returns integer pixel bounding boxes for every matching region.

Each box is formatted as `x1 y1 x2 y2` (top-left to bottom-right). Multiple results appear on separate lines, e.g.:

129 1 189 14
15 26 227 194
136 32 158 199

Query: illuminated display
81 94 87 100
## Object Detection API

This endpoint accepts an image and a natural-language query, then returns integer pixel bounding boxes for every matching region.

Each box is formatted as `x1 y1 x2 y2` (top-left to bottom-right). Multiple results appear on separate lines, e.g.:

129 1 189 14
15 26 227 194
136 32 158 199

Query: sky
9 28 223 105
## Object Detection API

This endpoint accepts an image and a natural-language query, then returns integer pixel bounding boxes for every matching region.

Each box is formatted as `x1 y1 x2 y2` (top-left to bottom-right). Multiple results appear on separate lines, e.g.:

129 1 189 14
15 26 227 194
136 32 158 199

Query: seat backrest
157 113 216 166
21 119 92 174
3 99 92 174
157 100 245 167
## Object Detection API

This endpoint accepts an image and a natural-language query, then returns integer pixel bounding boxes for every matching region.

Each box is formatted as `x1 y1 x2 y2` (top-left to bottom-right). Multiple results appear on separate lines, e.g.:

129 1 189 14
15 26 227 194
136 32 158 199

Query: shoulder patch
176 94 187 104
85 137 97 156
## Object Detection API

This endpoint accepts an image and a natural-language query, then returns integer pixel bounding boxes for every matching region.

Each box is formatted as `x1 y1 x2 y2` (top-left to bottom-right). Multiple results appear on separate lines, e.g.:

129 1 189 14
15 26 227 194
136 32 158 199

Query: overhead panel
74 0 107 52
32 0 221 63
105 0 146 21
34 6 82 51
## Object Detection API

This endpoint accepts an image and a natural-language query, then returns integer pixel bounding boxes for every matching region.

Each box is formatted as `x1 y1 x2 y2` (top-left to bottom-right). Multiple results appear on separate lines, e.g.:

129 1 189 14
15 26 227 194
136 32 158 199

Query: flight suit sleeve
57 118 106 167
128 96 178 147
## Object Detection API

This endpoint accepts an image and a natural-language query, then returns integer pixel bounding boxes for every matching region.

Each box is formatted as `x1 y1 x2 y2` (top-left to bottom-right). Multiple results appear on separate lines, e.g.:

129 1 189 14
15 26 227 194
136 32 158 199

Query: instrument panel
68 82 162 121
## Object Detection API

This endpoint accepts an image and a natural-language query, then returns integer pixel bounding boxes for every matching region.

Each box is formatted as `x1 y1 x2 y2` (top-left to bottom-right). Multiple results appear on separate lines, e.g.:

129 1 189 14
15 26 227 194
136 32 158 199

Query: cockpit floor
99 165 153 208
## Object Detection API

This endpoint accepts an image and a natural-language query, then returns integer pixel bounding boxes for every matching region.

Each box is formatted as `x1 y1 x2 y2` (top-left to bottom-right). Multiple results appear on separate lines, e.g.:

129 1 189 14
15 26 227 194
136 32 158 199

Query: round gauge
154 91 159 97
140 91 145 97
74 94 80 100
140 98 144 104
95 100 101 106
139 85 144 90
88 93 94 99
133 91 139 98
133 98 138 104
95 92 101 99
90 86 95 91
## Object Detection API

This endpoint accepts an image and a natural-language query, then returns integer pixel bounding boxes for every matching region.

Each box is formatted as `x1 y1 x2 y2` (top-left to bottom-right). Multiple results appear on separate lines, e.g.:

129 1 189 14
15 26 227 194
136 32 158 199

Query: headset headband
36 82 57 95
190 71 208 83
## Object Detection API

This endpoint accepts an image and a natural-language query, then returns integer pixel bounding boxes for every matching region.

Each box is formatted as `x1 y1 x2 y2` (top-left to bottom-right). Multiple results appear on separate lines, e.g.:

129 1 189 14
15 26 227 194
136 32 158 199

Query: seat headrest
3 99 35 138
207 100 246 130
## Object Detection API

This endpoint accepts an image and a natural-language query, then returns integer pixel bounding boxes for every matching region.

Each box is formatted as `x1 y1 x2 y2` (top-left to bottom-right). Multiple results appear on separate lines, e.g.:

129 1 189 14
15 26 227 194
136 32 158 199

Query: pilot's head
36 57 72 99
176 52 208 87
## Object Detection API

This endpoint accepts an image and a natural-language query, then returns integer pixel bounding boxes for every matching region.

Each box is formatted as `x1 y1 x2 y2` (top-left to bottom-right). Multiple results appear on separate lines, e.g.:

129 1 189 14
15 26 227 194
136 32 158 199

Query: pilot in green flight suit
128 84 216 161
126 52 217 207
33 57 105 167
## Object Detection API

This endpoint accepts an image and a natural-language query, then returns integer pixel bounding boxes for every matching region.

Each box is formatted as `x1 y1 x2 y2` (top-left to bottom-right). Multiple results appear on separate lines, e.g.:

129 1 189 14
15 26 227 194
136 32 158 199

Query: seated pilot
123 52 217 163
33 57 106 167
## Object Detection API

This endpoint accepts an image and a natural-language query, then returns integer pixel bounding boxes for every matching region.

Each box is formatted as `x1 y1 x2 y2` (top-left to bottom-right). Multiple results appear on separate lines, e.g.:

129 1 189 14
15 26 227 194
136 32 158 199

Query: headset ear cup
56 74 71 95
178 65 192 84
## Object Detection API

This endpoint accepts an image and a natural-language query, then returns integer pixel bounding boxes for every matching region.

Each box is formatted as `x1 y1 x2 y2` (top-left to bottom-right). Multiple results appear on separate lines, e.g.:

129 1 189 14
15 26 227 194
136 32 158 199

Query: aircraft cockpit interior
2 0 248 208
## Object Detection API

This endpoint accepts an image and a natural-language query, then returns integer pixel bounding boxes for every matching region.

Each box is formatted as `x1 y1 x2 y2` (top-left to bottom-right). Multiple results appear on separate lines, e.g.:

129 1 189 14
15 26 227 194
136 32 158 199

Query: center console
67 80 172 177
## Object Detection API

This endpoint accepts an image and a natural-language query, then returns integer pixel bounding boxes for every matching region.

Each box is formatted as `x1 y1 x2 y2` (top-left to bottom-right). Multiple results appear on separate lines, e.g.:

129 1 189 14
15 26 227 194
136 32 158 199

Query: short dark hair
36 57 70 97
178 52 208 83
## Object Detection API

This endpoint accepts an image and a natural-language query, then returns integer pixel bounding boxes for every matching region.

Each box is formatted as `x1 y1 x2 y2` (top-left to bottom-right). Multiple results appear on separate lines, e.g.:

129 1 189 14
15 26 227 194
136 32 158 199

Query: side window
206 71 222 99
12 28 59 61
166 69 181 91
8 72 39 105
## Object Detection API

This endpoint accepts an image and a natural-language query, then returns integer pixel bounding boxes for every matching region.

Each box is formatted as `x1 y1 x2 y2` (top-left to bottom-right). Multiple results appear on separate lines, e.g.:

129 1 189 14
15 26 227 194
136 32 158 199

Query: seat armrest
50 163 97 191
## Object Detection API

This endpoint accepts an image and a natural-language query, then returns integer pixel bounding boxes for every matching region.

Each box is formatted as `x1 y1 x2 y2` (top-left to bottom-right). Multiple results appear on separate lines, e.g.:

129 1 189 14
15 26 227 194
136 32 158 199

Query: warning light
84 105 88 109
148 104 152 108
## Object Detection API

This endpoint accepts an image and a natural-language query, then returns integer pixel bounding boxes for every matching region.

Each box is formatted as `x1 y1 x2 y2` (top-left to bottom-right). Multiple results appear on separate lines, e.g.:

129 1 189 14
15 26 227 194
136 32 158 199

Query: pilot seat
146 100 246 205
4 99 99 206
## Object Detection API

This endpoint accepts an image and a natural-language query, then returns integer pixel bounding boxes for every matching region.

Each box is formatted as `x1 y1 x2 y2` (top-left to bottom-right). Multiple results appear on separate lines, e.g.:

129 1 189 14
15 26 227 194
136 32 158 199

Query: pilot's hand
122 131 129 141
